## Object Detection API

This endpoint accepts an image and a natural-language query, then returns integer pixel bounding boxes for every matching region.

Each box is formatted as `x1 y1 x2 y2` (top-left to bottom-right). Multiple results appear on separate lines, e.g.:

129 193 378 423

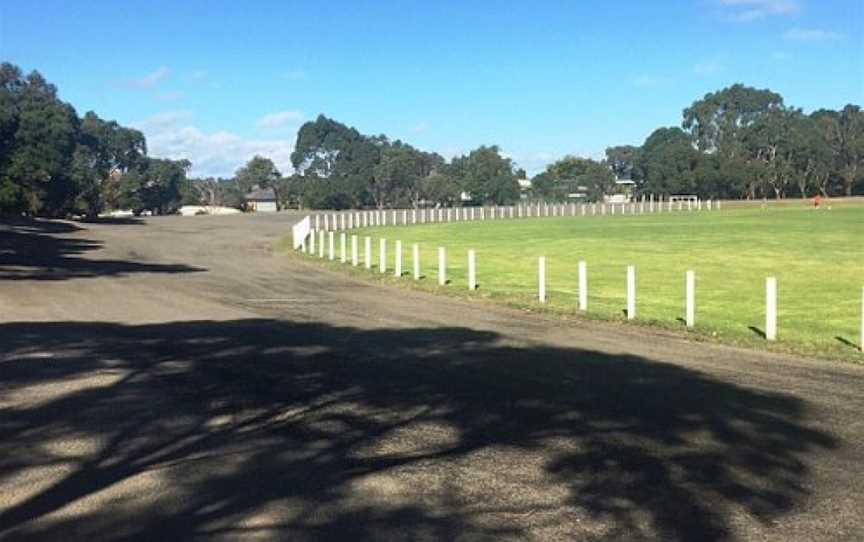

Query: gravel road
1 213 862 541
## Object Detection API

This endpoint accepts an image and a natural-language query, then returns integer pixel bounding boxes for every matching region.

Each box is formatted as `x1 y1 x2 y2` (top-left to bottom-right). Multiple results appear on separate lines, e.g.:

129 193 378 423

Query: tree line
1 62 193 217
190 115 527 211
3 61 861 217
204 85 862 209
533 84 863 202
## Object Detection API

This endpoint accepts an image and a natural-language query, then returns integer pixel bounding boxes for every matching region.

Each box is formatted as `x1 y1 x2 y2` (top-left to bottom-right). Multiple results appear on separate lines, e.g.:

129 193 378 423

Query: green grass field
288 200 864 361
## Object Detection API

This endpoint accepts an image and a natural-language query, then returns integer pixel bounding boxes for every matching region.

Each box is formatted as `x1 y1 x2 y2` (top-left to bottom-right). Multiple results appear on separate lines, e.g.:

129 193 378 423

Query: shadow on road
0 319 837 541
0 219 204 280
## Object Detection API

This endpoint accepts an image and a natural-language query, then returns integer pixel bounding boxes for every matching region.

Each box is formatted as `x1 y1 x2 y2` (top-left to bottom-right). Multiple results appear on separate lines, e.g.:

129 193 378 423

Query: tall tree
73 111 146 217
420 172 460 206
234 155 282 209
743 108 806 199
605 145 640 179
812 105 864 197
682 84 783 159
118 157 191 215
450 145 519 205
291 115 381 208
635 127 699 196
0 66 79 215
534 155 614 202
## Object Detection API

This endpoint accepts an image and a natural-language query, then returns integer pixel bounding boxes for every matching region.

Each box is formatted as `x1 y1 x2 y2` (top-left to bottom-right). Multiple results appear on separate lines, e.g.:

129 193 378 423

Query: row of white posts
537 258 777 339
303 231 864 349
303 197 722 233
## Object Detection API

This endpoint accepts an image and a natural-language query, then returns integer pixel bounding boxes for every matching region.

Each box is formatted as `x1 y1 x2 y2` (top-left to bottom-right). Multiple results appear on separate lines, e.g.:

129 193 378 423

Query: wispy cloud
256 110 305 130
135 110 193 128
784 27 844 41
190 70 208 80
156 90 184 102
693 55 727 76
719 0 799 22
631 74 669 88
127 66 170 88
133 111 297 178
283 69 306 80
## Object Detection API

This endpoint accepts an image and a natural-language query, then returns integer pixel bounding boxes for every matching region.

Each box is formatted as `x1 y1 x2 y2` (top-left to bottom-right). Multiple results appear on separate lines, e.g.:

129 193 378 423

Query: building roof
245 187 276 201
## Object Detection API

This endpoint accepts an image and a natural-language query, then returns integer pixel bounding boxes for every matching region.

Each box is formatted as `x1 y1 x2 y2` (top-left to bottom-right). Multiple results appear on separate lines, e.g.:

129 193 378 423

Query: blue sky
2 0 862 177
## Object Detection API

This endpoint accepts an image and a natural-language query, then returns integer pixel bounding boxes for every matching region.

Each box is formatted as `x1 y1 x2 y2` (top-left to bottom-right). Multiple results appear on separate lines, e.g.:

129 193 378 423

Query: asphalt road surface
1 213 863 541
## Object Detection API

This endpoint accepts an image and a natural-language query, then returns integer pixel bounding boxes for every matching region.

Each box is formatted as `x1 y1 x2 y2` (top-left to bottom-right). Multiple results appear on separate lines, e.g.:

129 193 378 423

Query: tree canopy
528 84 861 202
0 62 189 217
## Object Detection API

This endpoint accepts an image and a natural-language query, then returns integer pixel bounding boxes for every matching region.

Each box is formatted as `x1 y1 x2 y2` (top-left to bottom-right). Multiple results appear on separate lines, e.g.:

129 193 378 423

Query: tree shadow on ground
75 217 144 226
0 219 203 280
0 319 838 541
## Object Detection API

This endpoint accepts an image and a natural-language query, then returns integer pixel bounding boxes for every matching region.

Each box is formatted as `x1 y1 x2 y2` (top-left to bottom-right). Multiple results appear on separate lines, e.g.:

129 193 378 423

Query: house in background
604 177 635 204
244 187 277 212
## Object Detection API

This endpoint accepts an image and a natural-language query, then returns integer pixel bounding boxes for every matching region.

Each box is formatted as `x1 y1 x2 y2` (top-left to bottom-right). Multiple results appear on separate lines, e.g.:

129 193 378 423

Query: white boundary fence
294 196 721 249
292 215 310 249
292 200 862 352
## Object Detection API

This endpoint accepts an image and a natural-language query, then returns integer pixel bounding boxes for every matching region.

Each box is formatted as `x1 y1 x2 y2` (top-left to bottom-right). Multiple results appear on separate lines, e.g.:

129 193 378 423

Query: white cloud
190 70 208 80
127 66 170 88
256 110 305 130
783 27 844 41
632 74 669 88
133 112 297 178
719 0 799 22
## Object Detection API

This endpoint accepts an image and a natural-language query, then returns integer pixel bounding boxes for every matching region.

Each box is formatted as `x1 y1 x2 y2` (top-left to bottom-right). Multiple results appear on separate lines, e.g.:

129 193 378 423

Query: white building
245 187 278 212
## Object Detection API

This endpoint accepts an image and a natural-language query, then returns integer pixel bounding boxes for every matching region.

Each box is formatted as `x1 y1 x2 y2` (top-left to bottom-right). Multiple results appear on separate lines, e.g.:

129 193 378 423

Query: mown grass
283 199 864 362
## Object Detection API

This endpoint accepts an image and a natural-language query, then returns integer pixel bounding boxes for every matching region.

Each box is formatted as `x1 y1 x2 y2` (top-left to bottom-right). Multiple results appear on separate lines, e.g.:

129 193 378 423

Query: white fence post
379 238 387 273
364 237 372 269
766 277 777 341
413 243 420 280
340 233 346 263
292 216 311 250
328 231 335 260
468 249 476 291
394 240 402 277
351 235 358 266
318 231 325 258
309 228 316 254
538 256 546 303
438 247 446 286
685 270 695 328
626 265 636 319
578 260 587 311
